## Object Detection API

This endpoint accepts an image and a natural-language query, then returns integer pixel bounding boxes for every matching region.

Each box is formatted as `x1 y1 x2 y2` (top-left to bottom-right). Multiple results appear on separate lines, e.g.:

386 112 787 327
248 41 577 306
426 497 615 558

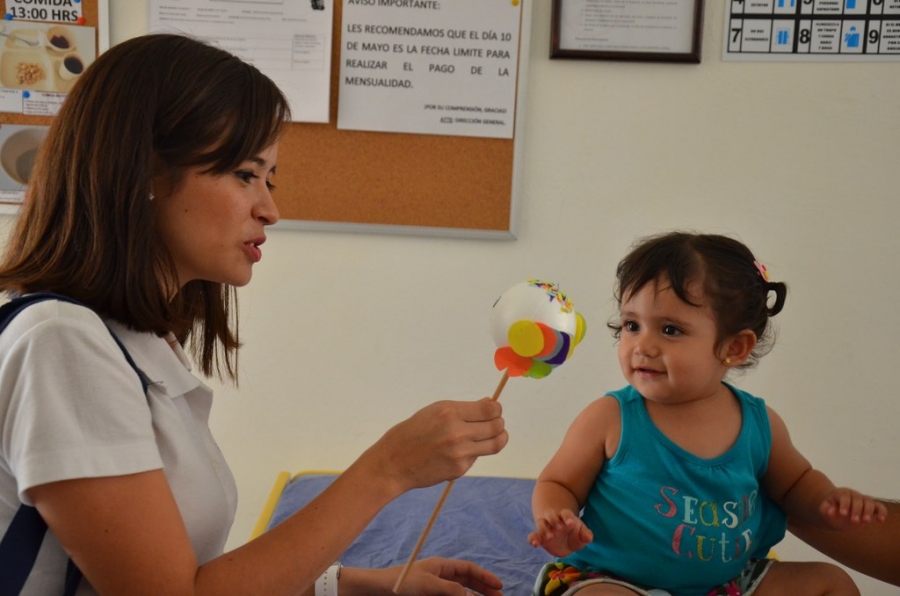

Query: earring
723 357 732 365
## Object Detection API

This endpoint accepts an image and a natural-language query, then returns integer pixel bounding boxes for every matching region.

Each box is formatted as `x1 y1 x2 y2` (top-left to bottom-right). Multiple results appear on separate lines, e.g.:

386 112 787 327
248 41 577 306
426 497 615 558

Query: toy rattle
392 279 586 593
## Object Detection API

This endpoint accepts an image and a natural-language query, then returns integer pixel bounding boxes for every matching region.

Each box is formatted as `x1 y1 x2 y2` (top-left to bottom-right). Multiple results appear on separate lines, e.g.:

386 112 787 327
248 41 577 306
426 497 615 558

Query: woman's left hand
392 557 503 596
341 557 503 596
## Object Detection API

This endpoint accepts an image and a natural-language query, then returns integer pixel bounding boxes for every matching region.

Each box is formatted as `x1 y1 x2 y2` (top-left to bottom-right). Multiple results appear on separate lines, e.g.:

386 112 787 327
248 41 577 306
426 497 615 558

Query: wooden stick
490 371 509 402
391 371 510 593
390 478 455 594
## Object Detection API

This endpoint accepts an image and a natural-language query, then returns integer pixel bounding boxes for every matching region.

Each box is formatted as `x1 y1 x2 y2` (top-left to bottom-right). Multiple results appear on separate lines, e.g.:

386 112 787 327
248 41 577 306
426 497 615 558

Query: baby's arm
529 396 619 557
763 407 887 531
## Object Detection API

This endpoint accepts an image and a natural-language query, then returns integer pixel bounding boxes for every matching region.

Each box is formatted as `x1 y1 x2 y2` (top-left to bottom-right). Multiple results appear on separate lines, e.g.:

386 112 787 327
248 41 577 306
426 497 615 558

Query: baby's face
617 278 725 406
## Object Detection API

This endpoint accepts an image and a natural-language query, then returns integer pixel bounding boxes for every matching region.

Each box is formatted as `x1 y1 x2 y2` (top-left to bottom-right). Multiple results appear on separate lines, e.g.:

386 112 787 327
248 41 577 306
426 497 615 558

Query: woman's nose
256 189 280 226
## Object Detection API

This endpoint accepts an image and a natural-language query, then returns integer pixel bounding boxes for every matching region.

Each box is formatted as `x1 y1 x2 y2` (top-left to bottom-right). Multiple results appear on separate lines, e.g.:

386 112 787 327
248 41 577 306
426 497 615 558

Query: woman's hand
363 398 508 495
342 557 504 596
392 557 504 596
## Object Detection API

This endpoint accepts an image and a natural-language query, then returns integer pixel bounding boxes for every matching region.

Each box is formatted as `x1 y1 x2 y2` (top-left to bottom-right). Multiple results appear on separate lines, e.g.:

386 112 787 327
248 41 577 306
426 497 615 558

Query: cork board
0 1 530 238
275 1 531 239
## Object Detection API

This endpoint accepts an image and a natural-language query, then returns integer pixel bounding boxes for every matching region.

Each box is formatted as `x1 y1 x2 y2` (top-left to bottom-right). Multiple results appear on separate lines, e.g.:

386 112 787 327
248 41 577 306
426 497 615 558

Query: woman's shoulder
0 297 117 355
1 296 105 330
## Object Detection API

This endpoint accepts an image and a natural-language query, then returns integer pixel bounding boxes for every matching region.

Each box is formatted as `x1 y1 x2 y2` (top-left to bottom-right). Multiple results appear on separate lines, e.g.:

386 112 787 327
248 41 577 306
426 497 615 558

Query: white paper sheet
558 0 696 54
148 0 334 122
337 0 522 139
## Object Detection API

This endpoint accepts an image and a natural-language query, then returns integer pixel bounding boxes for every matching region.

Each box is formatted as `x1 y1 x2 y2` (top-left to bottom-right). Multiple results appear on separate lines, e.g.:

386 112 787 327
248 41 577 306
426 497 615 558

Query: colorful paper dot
507 320 543 358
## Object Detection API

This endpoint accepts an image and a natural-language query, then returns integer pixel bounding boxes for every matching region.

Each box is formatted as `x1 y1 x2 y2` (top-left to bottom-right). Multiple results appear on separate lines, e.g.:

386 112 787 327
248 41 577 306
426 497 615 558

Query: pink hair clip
754 260 770 281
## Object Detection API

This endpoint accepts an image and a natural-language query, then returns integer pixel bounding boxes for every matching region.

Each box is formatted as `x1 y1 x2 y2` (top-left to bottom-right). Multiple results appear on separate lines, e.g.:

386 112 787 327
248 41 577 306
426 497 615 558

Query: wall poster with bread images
0 0 103 207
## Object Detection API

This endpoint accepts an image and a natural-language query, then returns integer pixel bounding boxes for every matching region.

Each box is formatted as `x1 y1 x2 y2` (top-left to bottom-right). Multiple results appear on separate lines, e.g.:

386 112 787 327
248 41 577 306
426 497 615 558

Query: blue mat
268 474 553 594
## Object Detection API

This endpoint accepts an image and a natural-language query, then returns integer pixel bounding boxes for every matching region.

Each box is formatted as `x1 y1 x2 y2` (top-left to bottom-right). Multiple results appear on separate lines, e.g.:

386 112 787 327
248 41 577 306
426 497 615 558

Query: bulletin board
274 1 532 240
0 0 104 212
0 1 530 238
0 0 105 128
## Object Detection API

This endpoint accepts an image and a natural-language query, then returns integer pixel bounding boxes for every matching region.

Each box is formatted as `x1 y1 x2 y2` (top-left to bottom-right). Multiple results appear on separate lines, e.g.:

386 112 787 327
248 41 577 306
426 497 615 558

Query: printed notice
338 0 522 139
724 0 900 60
5 0 83 23
149 0 334 122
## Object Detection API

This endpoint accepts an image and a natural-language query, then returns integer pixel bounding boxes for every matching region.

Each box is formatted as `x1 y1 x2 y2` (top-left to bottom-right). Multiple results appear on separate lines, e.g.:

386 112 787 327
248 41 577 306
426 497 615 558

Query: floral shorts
533 558 774 596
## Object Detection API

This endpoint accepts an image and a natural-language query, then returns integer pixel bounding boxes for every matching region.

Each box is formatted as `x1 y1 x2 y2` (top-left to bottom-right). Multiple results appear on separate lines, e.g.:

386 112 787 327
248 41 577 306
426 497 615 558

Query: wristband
315 562 341 596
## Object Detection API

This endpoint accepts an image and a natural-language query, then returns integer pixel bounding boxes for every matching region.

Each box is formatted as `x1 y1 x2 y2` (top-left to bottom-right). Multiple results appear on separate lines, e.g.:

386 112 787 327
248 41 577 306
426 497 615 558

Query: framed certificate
551 0 704 63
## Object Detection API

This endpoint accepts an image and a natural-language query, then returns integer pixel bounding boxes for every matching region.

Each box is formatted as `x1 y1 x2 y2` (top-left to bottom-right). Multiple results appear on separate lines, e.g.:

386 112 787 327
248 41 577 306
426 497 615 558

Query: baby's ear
723 330 757 366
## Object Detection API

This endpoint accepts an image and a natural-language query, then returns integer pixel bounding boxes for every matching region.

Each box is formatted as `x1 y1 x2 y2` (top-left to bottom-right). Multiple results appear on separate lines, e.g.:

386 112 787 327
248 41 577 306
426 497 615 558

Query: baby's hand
819 487 888 530
528 509 593 558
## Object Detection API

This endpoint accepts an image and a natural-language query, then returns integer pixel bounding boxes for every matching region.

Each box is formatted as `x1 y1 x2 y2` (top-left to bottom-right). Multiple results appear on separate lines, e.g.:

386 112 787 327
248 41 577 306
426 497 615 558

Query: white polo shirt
0 299 238 595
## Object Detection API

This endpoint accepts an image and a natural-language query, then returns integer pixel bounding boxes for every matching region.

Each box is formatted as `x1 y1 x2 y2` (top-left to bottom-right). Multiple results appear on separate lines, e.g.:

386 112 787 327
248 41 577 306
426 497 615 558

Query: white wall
50 1 900 593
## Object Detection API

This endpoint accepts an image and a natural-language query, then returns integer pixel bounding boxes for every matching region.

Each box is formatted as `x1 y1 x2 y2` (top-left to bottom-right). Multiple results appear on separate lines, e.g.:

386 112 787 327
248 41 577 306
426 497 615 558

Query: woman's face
154 143 280 289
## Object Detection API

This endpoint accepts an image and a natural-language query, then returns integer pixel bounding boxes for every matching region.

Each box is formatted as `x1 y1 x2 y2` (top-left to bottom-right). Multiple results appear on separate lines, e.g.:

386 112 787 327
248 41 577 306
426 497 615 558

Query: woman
0 34 508 595
790 500 900 587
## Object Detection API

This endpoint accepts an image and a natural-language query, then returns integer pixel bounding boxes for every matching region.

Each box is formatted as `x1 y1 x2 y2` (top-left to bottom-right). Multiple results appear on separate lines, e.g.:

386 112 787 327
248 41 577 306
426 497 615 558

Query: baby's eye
623 320 639 332
662 325 682 336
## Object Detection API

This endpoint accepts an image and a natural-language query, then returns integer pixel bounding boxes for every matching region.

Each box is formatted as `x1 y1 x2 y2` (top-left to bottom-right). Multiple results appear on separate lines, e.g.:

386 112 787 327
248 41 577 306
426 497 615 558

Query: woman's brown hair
0 33 291 381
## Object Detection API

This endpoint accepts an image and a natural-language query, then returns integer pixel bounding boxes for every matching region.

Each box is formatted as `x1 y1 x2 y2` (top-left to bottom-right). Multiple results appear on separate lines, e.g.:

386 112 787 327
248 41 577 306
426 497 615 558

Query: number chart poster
725 0 900 60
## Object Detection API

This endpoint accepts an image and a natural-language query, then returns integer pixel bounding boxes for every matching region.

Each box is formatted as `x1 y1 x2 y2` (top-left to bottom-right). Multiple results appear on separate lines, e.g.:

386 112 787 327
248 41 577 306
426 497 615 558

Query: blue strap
0 506 47 595
63 560 80 596
0 293 150 595
0 505 81 596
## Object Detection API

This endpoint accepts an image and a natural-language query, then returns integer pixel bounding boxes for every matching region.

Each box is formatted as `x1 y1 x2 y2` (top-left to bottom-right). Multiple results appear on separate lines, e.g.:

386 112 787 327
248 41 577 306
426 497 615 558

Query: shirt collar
104 320 203 398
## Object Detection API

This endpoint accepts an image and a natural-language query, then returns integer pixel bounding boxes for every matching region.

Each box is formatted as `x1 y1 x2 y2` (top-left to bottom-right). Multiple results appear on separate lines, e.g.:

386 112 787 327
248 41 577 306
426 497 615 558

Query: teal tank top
561 384 787 595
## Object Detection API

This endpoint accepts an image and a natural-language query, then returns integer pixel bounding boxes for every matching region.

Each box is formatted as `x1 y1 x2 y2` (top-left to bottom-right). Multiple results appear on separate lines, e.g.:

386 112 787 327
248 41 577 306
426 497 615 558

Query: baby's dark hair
609 231 787 369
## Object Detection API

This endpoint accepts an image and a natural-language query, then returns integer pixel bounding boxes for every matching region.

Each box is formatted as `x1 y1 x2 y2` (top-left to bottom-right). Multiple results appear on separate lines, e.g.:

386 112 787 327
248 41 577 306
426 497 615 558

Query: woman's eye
662 325 682 336
236 170 276 191
235 170 257 183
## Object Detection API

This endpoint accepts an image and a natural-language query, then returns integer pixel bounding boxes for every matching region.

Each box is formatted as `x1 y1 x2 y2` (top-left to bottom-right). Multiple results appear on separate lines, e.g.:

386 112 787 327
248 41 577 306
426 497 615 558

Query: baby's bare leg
754 561 859 596
569 585 646 595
